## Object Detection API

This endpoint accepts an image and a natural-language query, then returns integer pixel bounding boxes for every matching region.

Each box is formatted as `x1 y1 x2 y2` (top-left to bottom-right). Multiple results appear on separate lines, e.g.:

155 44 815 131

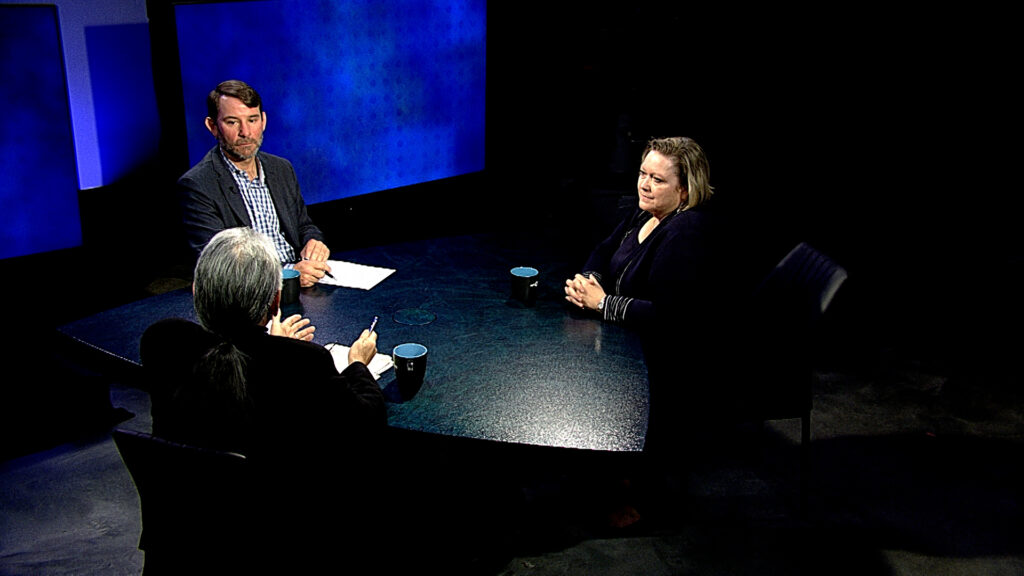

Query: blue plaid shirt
220 149 297 264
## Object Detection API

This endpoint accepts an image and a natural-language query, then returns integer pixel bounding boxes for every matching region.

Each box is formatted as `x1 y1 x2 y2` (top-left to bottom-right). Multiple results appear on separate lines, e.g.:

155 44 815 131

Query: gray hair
193 227 282 338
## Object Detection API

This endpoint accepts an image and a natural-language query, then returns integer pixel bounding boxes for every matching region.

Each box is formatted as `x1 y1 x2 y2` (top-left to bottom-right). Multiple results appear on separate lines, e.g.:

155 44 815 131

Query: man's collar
219 147 263 181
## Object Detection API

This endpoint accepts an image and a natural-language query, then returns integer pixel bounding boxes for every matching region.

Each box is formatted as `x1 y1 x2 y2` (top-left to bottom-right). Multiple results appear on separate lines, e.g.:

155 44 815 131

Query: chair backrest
741 242 848 401
111 428 254 560
754 241 848 333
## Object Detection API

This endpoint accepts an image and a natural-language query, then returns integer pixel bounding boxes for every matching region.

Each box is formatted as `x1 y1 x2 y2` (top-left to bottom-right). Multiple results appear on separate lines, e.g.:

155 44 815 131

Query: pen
368 315 379 333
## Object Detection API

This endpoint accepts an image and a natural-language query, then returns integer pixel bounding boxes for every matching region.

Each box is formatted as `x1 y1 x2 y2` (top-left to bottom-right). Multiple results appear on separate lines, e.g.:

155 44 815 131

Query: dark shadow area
805 432 1023 559
307 171 495 254
0 158 185 461
455 421 1024 575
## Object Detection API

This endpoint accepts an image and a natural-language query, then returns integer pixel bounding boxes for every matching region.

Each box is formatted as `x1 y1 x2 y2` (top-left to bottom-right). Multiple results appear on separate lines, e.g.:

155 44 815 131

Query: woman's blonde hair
642 136 714 209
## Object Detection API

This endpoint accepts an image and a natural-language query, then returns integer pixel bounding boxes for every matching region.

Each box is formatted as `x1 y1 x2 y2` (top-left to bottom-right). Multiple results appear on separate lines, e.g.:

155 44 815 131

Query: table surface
58 234 650 452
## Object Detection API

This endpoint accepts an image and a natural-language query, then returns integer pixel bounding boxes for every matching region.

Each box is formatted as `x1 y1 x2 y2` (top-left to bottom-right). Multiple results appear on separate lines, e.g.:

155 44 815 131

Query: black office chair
736 241 848 508
111 428 256 575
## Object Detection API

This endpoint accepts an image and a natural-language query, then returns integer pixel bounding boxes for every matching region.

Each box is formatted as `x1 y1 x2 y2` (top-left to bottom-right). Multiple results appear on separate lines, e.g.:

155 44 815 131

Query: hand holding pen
349 316 379 366
296 239 333 285
295 257 333 286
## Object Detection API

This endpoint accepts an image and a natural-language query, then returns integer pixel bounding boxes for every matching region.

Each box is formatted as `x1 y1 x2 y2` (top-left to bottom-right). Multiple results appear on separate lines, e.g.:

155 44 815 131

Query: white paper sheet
325 343 394 380
317 259 395 290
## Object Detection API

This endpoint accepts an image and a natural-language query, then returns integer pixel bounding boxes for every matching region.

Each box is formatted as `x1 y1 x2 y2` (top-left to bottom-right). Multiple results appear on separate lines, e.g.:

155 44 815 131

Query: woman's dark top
582 203 722 332
581 201 737 445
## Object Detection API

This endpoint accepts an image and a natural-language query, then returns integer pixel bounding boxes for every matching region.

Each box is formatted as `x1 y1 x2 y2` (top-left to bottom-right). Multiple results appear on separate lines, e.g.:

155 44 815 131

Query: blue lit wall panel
174 0 486 206
87 22 160 184
0 5 82 260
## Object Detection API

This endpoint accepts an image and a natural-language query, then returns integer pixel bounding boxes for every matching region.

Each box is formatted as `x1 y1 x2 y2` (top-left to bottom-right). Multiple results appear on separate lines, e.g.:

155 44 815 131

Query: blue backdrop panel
87 22 160 185
174 0 486 206
0 5 83 260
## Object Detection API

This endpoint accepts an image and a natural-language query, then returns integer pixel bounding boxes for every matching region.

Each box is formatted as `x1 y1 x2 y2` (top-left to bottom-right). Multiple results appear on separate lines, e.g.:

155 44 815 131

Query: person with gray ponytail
140 227 384 457
140 226 407 568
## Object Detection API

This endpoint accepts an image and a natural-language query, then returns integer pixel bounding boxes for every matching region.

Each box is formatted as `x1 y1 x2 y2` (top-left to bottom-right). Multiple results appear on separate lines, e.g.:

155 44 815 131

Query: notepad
326 343 394 380
317 259 395 290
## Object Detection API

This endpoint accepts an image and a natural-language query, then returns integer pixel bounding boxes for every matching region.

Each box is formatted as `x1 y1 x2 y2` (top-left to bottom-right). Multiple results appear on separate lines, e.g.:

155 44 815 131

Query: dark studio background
1 1 1017 457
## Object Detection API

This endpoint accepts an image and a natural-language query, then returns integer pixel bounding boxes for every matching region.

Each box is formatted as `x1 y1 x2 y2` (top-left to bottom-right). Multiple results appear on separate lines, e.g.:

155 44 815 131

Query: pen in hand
302 256 335 279
368 315 379 333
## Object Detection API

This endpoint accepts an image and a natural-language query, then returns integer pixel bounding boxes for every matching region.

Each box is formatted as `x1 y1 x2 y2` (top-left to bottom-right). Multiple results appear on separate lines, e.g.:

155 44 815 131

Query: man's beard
220 135 262 162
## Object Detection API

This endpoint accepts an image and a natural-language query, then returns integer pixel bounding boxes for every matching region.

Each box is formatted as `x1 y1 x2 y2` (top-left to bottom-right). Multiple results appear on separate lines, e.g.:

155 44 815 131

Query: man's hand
300 239 330 262
296 239 331 287
270 308 316 341
294 259 332 288
347 329 378 367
